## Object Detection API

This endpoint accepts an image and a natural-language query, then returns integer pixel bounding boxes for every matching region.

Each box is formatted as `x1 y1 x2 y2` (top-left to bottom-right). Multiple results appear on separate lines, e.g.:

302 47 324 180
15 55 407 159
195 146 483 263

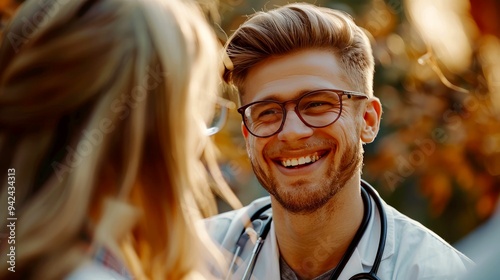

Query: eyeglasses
237 89 368 138
206 96 236 136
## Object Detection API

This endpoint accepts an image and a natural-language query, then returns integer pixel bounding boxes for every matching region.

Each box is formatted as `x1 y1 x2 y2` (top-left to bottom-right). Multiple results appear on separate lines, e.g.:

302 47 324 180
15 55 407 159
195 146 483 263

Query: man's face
240 49 373 214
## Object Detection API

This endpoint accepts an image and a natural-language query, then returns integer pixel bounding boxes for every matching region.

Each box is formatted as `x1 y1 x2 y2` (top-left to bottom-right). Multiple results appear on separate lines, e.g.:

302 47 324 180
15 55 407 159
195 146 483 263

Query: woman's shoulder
66 261 129 280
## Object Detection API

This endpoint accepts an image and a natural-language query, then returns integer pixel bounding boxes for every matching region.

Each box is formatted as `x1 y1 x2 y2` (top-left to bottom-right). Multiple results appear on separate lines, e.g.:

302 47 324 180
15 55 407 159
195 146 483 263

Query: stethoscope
227 180 387 280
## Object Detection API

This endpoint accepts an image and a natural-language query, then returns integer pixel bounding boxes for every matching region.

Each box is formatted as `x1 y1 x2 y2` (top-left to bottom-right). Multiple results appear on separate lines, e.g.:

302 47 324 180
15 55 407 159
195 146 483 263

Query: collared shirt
206 194 474 280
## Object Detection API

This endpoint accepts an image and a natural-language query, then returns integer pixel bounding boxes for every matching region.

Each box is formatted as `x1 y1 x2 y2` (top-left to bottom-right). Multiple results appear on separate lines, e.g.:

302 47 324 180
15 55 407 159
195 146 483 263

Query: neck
273 174 364 280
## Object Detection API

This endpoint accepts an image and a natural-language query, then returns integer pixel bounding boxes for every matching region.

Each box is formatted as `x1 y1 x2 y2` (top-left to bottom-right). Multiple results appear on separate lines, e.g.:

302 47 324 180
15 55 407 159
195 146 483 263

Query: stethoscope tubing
328 185 373 279
242 215 272 280
345 180 387 280
365 180 387 276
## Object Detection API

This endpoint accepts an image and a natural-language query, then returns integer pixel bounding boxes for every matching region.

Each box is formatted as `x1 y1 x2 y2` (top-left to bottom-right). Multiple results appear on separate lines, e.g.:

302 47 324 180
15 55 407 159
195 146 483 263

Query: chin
271 181 341 214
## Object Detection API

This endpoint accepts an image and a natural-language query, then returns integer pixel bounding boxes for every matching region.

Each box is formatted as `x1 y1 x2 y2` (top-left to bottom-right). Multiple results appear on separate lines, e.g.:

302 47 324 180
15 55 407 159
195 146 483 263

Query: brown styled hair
223 2 375 98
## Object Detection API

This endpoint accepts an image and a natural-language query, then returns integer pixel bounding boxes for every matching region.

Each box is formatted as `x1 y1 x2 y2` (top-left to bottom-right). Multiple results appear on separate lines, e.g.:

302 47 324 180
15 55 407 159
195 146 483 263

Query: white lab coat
206 195 473 280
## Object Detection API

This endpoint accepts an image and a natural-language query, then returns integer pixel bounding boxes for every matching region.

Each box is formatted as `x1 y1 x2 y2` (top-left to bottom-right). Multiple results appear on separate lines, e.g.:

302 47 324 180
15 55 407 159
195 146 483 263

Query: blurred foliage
213 0 500 244
0 0 22 36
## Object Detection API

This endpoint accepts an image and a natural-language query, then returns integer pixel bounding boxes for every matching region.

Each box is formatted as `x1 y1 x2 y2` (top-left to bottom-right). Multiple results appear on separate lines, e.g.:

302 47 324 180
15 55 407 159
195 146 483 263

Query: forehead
241 49 351 104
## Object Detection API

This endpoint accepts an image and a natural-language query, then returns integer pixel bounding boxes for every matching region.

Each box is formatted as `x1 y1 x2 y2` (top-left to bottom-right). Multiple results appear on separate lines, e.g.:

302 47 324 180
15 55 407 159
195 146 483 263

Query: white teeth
281 153 320 167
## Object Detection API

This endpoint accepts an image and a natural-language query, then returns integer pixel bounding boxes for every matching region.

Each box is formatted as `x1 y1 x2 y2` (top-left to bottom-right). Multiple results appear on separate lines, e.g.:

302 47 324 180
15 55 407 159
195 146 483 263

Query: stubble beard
250 141 364 215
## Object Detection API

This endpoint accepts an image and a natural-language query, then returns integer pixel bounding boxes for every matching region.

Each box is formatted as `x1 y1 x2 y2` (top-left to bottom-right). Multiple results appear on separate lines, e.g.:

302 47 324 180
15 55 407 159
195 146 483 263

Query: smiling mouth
280 152 324 168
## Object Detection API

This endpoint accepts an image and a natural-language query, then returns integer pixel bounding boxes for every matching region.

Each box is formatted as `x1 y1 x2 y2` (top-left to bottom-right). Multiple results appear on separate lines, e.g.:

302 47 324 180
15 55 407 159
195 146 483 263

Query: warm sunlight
406 0 477 72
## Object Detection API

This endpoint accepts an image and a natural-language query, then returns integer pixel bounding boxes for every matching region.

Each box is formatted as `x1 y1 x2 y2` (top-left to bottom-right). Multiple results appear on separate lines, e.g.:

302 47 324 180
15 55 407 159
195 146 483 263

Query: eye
258 108 281 118
302 100 339 113
300 91 341 114
304 101 331 109
248 102 282 122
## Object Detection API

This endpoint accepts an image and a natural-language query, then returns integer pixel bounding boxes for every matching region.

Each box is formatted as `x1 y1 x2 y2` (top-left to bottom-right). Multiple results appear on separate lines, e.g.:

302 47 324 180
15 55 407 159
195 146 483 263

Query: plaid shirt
93 246 134 280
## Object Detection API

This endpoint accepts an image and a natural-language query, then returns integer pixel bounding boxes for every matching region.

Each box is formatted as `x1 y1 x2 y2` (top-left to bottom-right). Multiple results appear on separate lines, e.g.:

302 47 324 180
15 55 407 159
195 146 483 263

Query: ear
360 97 382 143
241 121 250 139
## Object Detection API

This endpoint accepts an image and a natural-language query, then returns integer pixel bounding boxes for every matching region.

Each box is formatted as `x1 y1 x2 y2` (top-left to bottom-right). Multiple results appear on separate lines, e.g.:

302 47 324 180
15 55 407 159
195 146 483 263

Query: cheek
331 119 361 148
245 137 258 160
246 140 253 159
246 137 267 161
342 111 364 135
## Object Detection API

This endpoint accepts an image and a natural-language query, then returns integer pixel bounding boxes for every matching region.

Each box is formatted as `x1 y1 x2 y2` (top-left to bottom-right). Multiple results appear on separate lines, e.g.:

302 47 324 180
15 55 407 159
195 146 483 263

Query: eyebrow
254 89 321 102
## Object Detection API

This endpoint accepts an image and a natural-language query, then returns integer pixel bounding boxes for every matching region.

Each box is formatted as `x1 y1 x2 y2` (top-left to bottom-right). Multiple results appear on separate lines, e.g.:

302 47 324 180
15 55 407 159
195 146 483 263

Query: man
206 3 473 279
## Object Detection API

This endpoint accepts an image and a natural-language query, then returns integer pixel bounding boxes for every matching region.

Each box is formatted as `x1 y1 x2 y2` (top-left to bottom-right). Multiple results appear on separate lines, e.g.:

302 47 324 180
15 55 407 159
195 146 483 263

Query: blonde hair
0 0 238 279
223 2 375 97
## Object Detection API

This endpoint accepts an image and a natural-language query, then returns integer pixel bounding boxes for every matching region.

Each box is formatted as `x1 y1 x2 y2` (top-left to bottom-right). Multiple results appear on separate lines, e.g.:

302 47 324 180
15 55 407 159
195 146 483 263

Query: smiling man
206 3 473 280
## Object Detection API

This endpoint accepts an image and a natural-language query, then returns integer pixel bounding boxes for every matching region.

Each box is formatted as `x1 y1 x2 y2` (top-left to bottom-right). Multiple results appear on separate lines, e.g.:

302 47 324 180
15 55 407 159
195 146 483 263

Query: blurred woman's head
0 0 236 278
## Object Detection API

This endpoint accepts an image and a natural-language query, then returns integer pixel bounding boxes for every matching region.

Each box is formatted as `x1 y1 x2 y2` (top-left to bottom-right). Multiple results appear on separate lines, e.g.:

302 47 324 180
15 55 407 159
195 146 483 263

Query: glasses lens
298 91 341 127
206 102 227 136
206 97 236 136
243 101 283 137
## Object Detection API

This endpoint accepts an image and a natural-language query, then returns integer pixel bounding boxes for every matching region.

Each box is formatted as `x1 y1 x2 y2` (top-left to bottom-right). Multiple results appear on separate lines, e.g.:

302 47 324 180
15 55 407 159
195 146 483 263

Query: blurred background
209 0 500 250
1 0 499 256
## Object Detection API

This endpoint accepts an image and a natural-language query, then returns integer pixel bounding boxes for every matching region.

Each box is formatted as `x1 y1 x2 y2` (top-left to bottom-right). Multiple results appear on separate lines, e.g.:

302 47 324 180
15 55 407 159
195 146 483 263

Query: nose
277 109 314 141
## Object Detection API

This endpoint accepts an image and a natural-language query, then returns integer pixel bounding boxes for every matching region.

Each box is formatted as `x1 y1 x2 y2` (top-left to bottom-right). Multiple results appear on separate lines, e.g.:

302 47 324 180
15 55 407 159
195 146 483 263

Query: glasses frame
206 96 236 136
237 89 368 138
